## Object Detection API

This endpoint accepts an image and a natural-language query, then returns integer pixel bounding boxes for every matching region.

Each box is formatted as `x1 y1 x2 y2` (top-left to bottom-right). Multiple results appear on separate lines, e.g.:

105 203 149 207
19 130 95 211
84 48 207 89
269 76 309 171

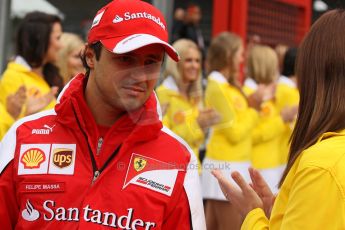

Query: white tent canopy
11 0 64 19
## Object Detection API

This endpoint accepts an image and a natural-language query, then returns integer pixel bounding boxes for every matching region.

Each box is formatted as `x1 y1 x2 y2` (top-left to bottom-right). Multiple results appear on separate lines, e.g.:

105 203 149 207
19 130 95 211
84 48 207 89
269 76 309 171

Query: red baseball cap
88 0 179 62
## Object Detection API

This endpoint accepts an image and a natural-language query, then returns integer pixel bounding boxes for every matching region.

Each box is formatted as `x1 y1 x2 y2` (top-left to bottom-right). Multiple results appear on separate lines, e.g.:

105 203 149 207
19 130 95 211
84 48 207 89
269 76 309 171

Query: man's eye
144 59 159 65
117 56 135 64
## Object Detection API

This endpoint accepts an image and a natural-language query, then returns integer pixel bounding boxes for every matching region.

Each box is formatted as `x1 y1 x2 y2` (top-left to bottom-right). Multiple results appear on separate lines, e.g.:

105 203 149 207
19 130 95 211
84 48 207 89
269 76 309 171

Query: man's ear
85 45 96 68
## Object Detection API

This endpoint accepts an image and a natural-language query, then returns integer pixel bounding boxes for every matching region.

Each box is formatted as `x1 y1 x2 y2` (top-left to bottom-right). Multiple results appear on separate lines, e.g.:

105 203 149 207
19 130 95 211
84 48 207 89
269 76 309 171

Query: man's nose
129 66 148 81
130 64 160 82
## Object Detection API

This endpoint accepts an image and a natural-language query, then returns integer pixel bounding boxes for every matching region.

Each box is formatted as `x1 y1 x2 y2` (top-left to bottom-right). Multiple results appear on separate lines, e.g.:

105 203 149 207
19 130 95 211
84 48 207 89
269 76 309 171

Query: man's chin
118 99 144 112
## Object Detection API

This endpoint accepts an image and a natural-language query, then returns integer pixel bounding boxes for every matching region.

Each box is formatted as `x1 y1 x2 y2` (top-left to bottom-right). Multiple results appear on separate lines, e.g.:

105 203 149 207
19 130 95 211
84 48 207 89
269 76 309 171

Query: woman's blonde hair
207 32 242 84
56 32 84 84
247 45 278 84
163 39 202 103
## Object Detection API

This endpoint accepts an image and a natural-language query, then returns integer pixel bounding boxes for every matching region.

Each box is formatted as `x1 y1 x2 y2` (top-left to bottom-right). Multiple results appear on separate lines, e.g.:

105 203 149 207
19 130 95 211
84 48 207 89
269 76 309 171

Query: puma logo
32 124 56 135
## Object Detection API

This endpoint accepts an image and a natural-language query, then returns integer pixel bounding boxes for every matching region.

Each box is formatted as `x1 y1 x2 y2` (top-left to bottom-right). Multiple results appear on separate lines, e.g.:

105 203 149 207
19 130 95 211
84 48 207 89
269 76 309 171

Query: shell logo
20 148 46 169
234 96 244 110
173 111 185 124
261 104 272 117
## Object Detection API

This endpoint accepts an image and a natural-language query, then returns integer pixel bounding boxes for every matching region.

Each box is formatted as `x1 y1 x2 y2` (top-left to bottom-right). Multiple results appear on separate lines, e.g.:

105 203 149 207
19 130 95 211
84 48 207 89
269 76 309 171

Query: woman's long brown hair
279 9 345 186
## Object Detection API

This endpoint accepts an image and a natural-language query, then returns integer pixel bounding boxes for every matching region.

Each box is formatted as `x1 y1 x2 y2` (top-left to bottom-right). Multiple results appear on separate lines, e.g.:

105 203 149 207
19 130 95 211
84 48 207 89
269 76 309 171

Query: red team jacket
0 74 205 229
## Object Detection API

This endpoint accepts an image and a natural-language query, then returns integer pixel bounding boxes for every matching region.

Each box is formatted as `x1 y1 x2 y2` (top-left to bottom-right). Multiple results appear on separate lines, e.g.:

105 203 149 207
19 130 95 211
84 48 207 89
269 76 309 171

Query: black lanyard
73 108 122 184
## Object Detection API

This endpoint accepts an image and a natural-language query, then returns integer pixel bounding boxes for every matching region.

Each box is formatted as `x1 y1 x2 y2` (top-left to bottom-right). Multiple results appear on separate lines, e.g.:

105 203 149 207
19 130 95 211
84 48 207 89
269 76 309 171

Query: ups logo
53 148 73 168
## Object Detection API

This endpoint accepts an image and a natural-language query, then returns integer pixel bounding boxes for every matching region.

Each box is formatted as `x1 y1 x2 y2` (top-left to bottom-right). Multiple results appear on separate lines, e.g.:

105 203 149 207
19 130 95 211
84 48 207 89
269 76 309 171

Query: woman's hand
248 83 277 111
6 86 27 119
280 105 298 123
212 169 263 219
197 108 221 132
248 167 275 217
25 86 58 115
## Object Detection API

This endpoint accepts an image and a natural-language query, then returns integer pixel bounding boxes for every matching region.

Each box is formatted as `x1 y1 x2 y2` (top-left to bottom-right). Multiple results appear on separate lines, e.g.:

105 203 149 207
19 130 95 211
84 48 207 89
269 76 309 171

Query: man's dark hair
282 47 298 77
80 42 102 76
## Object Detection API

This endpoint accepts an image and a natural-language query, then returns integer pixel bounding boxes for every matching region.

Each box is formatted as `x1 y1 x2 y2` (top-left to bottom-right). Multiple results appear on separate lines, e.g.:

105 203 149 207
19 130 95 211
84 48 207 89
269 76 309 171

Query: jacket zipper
71 108 122 186
92 170 100 184
97 137 103 155
90 144 122 185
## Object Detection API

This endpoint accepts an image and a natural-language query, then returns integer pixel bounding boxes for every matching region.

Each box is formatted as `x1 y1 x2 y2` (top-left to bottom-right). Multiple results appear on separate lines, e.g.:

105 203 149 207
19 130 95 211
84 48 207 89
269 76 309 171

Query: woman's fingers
16 85 26 96
211 169 222 180
211 169 232 191
212 169 264 218
252 168 267 186
249 167 261 195
248 168 257 186
249 167 273 195
231 171 251 193
248 168 276 217
211 169 237 200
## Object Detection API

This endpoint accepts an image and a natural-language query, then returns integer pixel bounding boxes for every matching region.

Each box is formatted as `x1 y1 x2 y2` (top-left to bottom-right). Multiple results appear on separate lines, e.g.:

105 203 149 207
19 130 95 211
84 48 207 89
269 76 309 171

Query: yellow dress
242 130 345 229
275 76 299 165
0 59 56 118
0 102 14 140
243 78 285 193
156 76 204 170
202 71 258 200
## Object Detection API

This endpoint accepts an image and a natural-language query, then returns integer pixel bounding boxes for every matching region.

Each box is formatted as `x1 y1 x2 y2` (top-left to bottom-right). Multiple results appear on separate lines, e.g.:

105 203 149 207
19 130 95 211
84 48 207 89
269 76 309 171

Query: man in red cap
0 1 206 229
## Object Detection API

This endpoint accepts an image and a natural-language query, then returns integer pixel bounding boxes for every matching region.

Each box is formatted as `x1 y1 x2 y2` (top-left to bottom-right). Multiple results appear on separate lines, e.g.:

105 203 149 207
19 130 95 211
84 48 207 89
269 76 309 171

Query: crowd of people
1 0 345 229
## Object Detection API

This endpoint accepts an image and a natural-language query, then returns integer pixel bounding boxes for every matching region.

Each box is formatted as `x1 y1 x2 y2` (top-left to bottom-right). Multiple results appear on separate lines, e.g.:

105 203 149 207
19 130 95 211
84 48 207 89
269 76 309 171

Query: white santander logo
22 200 40 221
113 15 124 23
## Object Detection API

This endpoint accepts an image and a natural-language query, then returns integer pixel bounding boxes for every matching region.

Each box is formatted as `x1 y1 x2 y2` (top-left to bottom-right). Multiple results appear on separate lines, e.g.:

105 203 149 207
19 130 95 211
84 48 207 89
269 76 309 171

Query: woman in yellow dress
0 12 63 119
156 39 219 169
243 45 285 194
202 32 272 230
213 9 345 229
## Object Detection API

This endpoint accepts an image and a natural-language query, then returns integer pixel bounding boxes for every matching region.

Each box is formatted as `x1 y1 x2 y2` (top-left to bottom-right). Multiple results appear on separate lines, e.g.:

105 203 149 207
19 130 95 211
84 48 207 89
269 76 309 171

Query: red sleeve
162 188 192 230
0 161 19 228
